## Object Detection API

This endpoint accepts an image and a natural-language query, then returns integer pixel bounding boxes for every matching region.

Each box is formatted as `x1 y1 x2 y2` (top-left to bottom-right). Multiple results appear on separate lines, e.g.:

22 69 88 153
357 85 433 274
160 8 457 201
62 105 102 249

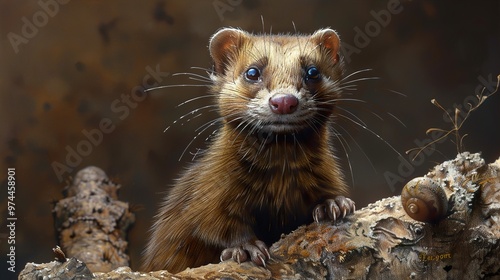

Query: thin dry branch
407 74 500 160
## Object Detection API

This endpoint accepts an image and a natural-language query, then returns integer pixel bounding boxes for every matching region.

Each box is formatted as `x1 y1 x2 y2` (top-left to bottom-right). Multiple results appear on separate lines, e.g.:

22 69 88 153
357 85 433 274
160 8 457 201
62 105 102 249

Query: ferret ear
312 28 341 63
209 28 248 75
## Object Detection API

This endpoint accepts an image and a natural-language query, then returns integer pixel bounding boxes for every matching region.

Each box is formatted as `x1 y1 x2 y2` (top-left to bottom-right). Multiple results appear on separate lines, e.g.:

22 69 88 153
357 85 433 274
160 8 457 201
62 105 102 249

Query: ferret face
210 28 344 136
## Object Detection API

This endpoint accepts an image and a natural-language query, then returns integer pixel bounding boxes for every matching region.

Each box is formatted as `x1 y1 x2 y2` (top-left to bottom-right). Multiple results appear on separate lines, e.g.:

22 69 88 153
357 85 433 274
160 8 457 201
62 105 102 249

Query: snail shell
401 177 448 223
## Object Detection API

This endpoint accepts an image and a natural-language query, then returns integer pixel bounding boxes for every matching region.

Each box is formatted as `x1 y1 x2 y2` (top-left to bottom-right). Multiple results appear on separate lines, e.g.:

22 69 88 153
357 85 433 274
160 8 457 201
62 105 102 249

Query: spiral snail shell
401 177 448 223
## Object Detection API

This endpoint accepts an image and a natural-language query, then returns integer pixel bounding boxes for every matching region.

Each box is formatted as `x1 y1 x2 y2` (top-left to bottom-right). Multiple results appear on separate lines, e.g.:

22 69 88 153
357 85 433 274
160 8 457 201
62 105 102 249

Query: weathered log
270 152 500 279
19 257 94 280
51 166 135 273
20 153 500 279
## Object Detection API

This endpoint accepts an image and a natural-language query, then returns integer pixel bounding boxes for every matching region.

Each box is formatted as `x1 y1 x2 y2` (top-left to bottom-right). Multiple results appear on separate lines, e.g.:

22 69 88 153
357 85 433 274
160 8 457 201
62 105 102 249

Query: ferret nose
269 94 299 114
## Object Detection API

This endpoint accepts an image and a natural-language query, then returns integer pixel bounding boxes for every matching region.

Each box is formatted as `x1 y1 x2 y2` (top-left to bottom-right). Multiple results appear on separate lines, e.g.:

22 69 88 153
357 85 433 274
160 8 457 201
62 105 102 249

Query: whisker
232 119 254 147
189 66 215 73
341 76 380 85
261 15 266 34
190 148 204 161
386 89 407 98
224 89 253 101
178 101 248 129
194 112 237 133
178 113 240 161
176 95 215 107
340 68 373 82
387 112 407 127
203 128 219 142
369 110 384 121
336 109 368 128
303 118 321 137
144 84 210 92
337 85 359 91
336 92 406 127
337 124 378 175
178 129 205 161
337 114 410 166
172 112 227 155
173 104 219 126
316 98 367 105
330 126 354 187
172 72 212 81
187 77 212 83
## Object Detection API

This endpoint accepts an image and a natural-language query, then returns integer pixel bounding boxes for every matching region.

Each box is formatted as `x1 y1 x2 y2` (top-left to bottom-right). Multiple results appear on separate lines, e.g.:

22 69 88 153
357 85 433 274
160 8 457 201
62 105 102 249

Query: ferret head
209 28 344 138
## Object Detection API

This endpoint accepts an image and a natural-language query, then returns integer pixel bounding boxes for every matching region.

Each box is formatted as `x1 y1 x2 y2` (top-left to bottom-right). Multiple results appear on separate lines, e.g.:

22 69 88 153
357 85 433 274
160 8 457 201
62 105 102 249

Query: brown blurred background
1 0 499 277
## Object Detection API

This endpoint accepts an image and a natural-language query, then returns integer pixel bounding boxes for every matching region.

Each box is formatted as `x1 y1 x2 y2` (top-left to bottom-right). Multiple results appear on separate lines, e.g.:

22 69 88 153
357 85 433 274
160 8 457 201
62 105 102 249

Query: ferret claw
258 255 266 267
220 239 270 268
264 247 271 260
313 196 355 223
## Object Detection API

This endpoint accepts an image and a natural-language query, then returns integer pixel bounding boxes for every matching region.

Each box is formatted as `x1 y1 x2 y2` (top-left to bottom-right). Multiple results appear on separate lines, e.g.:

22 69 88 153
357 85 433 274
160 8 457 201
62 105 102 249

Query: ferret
142 27 355 273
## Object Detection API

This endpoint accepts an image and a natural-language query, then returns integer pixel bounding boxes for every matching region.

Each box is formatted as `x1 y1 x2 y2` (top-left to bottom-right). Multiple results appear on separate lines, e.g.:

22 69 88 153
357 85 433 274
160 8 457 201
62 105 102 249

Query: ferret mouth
257 122 309 135
251 122 319 144
240 109 324 138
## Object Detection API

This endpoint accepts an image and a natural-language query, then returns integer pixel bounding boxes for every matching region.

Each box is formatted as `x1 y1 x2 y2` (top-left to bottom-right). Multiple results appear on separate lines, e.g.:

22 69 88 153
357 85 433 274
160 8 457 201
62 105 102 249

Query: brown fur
142 28 349 273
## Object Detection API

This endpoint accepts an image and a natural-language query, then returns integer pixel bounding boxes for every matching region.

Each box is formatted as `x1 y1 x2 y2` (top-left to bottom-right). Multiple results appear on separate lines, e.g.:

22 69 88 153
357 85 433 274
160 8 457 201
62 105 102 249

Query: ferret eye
305 66 321 82
244 67 261 82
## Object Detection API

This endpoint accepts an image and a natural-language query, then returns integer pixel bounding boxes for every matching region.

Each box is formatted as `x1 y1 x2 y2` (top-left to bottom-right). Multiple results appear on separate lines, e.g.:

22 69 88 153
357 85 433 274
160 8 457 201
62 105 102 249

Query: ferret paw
220 239 271 267
313 196 356 223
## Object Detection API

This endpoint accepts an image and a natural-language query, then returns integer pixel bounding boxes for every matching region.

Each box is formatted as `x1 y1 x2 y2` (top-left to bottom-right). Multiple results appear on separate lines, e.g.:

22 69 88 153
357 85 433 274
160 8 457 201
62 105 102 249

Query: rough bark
20 152 500 279
51 166 136 273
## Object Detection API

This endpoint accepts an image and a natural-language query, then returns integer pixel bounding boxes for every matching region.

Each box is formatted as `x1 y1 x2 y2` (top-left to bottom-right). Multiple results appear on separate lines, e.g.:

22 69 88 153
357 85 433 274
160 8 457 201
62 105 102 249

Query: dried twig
407 74 500 160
